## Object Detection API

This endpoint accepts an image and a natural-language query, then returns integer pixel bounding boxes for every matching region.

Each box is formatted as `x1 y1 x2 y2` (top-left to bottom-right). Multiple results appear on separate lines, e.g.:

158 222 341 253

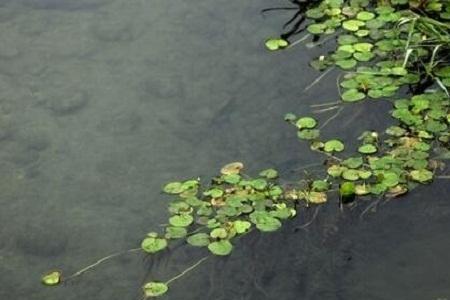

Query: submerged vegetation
43 0 449 298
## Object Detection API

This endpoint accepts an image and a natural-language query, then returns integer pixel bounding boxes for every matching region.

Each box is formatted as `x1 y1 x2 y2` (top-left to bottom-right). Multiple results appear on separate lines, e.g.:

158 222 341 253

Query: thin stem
304 67 335 92
287 34 311 48
320 106 344 129
310 101 342 108
165 256 209 285
64 248 141 281
313 105 340 114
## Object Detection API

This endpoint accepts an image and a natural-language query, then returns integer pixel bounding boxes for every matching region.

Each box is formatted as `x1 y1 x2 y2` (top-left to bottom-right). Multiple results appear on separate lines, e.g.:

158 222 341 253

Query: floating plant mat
43 0 449 298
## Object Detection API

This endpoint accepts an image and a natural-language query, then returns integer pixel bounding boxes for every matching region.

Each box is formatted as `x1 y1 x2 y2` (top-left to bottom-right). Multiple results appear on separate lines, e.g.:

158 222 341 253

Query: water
0 1 449 299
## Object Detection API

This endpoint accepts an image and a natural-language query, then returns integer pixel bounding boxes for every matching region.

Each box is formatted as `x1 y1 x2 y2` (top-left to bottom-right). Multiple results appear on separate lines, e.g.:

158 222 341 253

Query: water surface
0 1 449 299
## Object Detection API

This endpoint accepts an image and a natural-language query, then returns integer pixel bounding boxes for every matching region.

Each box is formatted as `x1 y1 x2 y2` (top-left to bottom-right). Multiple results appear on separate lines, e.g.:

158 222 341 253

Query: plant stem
165 256 209 285
64 248 141 281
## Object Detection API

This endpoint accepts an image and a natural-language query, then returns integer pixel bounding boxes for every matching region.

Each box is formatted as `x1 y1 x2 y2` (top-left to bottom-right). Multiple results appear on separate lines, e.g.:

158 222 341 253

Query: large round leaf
208 240 233 256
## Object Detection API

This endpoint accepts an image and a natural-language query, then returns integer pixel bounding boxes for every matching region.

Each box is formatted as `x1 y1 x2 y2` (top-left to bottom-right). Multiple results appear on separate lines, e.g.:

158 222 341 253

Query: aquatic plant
42 0 449 297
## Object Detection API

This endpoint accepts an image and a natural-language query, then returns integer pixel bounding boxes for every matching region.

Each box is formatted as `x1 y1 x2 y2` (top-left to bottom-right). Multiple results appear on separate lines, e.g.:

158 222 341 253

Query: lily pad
163 182 184 194
143 282 169 297
233 220 252 234
208 240 233 256
249 211 282 232
358 144 378 154
42 271 61 286
265 38 289 51
141 236 168 254
220 162 244 175
324 139 345 152
186 233 210 247
410 169 433 183
259 168 279 179
342 89 365 102
296 117 317 129
169 214 194 227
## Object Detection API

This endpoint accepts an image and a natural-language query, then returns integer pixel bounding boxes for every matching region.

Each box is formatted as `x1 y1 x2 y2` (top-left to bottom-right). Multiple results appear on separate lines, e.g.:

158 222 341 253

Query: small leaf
163 182 184 194
220 162 244 175
342 89 365 102
169 214 194 227
410 169 433 183
324 139 345 152
358 144 378 154
233 220 252 234
356 11 375 21
210 228 228 239
265 38 289 51
143 282 169 297
208 240 233 256
186 233 210 247
259 168 279 179
296 117 317 129
141 236 168 254
41 271 62 286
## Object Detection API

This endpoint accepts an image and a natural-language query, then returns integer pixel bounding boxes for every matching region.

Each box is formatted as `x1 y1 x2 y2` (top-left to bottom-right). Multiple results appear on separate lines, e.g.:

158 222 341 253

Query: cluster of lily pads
43 0 449 298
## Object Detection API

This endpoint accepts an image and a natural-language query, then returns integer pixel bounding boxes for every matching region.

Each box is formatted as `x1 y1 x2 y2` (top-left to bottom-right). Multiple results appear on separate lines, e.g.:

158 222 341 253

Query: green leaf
356 11 375 21
143 282 169 297
141 236 168 254
169 214 194 227
335 59 357 69
259 168 279 179
186 233 210 247
342 169 360 181
410 169 433 183
165 226 187 239
342 20 365 31
223 174 241 184
208 240 233 256
41 271 61 286
233 220 252 234
297 129 320 140
296 117 317 129
353 42 373 52
358 144 378 154
342 89 365 102
249 211 282 232
324 139 345 152
251 179 268 190
210 228 228 239
265 38 289 51
307 23 327 34
163 182 184 194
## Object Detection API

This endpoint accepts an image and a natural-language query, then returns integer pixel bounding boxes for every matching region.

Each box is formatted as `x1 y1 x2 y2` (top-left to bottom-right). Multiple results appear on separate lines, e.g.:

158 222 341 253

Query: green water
0 1 449 299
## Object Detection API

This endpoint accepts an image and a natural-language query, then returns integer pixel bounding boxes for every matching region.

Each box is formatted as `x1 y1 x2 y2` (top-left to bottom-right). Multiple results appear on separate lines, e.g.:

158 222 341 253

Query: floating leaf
307 191 327 204
265 38 289 51
342 89 365 102
335 59 357 69
259 168 279 179
41 271 61 286
143 282 168 297
165 226 187 239
141 236 168 254
208 240 233 256
342 169 360 181
358 144 378 154
163 182 184 194
169 215 194 227
210 228 228 239
297 129 320 140
233 220 251 234
220 162 244 175
342 20 365 31
356 11 375 21
249 211 282 232
223 174 241 184
296 117 317 129
324 139 345 152
410 169 434 183
186 233 210 247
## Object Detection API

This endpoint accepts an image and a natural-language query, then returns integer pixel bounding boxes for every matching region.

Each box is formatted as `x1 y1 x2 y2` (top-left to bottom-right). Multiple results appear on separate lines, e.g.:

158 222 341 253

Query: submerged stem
165 256 209 285
64 248 141 281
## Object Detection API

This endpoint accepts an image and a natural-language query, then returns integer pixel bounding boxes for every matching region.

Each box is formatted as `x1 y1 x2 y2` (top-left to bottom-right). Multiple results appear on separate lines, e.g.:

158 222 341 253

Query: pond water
0 1 449 299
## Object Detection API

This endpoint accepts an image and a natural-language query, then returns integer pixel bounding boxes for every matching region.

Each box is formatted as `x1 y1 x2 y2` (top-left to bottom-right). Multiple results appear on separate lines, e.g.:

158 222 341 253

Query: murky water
0 1 449 300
